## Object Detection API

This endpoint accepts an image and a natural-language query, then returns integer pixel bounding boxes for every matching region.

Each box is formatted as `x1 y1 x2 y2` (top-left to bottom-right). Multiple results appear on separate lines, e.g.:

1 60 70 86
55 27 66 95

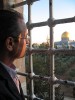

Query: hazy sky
24 0 75 43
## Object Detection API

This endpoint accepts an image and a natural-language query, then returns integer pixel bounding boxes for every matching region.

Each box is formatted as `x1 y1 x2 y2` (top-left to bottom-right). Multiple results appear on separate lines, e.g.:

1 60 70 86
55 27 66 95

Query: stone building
55 31 75 49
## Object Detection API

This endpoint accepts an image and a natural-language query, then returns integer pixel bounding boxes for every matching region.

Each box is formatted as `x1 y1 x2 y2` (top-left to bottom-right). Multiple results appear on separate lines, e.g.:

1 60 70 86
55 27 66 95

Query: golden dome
61 31 70 39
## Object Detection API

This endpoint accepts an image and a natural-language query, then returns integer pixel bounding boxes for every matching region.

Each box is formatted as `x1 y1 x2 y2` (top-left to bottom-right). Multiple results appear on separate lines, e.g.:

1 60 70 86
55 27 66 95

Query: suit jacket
0 63 25 100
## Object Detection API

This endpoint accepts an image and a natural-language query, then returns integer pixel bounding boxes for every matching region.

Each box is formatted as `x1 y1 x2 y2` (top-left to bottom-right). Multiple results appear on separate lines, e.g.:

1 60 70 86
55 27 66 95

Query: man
0 9 28 100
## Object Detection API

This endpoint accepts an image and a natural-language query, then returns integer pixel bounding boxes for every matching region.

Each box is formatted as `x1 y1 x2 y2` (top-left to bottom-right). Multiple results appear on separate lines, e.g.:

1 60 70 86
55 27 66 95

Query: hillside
57 62 75 98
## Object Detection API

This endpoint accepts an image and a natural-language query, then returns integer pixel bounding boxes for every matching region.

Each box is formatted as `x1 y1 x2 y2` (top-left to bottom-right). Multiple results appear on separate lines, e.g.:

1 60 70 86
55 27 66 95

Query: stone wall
13 0 27 95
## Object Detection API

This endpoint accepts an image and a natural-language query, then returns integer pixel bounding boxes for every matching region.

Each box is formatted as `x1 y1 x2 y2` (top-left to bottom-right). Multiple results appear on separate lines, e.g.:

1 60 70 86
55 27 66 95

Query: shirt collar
0 61 17 79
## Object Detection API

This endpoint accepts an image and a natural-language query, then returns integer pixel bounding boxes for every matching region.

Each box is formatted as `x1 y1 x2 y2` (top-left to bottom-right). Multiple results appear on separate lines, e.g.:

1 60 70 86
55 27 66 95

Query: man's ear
5 37 14 51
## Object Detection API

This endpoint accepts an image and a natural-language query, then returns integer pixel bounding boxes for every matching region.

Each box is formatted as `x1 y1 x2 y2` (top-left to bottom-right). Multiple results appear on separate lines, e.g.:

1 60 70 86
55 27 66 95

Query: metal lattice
1 0 75 100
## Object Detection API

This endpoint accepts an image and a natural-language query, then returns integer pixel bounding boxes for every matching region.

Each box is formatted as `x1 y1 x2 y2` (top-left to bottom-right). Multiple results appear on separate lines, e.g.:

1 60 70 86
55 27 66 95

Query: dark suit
0 63 25 100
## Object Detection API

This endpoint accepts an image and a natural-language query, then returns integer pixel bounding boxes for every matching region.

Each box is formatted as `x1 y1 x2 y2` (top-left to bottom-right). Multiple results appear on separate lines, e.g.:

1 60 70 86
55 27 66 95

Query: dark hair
0 9 25 46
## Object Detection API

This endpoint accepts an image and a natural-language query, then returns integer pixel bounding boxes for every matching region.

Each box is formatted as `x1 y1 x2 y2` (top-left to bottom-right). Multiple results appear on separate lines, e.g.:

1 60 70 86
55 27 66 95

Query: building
55 31 75 49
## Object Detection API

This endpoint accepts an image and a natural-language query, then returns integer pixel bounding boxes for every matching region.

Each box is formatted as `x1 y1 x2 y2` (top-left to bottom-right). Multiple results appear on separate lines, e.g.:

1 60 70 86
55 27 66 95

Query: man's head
0 10 28 61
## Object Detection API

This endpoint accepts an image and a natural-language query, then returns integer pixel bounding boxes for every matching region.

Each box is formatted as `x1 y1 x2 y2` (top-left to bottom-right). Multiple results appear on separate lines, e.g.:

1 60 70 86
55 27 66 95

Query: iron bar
24 94 44 100
27 48 75 55
55 79 75 86
54 16 75 25
27 16 75 29
29 48 48 53
27 21 48 29
17 72 75 87
17 72 51 81
17 72 29 77
27 2 34 100
24 94 30 98
49 0 55 99
53 49 75 55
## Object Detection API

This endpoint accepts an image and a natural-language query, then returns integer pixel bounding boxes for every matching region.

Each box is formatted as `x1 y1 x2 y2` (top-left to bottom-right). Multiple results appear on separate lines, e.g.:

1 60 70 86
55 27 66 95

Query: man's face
13 18 29 59
5 19 29 59
16 29 28 58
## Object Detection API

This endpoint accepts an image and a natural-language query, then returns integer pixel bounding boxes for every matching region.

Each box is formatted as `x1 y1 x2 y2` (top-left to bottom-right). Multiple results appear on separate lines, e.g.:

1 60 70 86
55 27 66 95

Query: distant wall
14 0 23 13
13 0 27 95
0 0 23 13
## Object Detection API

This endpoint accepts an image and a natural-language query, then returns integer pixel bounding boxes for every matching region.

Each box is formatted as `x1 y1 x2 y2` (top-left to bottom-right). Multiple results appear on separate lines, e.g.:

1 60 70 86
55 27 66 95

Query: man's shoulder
0 63 12 81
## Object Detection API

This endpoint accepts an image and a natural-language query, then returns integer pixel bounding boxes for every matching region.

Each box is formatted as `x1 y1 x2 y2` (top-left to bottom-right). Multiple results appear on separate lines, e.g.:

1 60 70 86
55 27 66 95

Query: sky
23 0 75 44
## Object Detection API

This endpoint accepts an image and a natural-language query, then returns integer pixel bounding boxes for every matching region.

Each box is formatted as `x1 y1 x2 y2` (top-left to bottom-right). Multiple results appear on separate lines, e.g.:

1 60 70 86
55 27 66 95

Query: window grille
1 0 75 100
